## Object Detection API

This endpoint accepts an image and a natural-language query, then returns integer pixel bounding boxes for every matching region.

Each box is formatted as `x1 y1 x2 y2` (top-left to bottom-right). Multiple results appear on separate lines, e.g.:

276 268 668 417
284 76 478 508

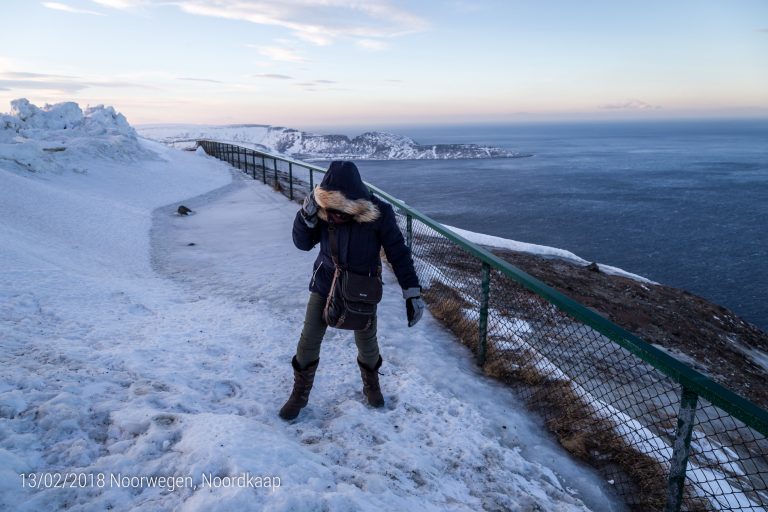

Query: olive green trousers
295 292 380 369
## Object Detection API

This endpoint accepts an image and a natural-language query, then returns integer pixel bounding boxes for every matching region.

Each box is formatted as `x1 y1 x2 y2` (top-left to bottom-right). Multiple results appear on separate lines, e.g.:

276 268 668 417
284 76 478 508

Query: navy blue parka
292 161 420 298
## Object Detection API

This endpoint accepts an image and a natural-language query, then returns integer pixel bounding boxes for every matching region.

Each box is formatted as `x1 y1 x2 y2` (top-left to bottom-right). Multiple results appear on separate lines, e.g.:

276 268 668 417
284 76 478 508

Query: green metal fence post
478 262 491 366
665 387 699 512
289 162 294 200
261 155 266 183
406 213 413 249
273 158 278 188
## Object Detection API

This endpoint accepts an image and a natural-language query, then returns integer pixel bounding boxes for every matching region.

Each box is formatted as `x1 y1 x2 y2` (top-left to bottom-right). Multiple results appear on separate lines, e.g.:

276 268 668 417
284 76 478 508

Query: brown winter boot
279 356 319 421
357 356 384 408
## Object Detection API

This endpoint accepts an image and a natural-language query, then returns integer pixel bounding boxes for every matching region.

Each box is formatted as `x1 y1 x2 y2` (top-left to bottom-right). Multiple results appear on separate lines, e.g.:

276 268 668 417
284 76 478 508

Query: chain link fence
198 140 768 512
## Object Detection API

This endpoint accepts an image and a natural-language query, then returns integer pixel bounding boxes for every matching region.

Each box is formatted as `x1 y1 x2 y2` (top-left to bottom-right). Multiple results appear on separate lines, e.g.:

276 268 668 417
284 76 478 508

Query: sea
326 120 768 331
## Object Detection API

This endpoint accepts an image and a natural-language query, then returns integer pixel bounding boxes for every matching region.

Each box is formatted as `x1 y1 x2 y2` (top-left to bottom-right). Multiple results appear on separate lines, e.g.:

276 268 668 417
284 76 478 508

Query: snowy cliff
0 98 154 174
137 123 530 160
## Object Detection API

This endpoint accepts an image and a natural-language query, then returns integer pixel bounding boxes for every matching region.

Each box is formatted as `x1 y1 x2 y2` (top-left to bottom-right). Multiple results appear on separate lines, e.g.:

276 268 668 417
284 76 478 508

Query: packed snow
0 100 624 510
137 124 528 160
443 225 657 284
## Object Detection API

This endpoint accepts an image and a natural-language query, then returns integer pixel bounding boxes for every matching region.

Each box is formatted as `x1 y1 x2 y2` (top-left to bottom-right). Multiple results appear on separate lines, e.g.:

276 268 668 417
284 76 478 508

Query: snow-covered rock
0 98 154 174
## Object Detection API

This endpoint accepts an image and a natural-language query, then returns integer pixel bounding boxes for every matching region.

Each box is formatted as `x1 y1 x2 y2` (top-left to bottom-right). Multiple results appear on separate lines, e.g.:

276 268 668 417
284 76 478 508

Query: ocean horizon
319 119 768 330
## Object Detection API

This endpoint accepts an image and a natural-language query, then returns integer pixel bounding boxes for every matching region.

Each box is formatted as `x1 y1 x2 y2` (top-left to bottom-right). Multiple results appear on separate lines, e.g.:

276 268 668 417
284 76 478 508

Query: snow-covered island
137 123 532 161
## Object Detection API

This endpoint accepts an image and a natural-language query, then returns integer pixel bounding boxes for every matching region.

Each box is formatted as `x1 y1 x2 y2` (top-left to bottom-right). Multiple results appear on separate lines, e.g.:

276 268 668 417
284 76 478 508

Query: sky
1 0 767 128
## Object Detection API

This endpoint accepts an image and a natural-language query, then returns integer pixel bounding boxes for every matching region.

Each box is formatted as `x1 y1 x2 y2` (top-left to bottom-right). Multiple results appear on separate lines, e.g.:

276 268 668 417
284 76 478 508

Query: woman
279 161 425 421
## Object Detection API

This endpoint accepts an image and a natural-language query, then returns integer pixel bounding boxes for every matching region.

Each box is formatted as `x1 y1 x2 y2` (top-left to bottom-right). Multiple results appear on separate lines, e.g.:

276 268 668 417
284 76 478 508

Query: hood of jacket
314 161 380 223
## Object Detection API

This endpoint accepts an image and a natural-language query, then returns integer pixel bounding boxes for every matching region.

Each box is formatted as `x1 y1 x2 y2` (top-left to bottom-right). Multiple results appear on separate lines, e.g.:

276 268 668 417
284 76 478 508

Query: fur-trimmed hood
315 161 380 224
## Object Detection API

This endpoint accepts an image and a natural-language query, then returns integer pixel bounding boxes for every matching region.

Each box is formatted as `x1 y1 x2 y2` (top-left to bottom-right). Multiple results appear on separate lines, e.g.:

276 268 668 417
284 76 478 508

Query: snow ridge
1 98 154 174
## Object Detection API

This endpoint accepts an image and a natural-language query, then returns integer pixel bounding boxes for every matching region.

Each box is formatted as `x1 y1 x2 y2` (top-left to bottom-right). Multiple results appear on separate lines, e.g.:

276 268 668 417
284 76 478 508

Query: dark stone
586 262 600 272
177 205 192 216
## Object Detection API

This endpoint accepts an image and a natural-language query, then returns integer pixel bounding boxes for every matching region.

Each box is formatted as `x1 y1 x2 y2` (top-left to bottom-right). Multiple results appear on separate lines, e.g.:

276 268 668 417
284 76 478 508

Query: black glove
403 287 424 327
300 188 319 227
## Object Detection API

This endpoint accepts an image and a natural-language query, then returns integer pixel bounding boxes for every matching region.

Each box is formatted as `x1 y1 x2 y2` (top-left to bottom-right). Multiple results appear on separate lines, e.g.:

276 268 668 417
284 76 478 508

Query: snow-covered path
1 137 621 510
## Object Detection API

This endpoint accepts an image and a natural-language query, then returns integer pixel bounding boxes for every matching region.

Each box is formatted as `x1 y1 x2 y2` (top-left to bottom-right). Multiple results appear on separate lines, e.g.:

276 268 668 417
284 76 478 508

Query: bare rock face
492 247 768 409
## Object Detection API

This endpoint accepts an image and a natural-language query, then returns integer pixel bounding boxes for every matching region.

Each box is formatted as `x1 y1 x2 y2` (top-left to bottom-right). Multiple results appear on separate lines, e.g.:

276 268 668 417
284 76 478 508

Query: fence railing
197 140 768 512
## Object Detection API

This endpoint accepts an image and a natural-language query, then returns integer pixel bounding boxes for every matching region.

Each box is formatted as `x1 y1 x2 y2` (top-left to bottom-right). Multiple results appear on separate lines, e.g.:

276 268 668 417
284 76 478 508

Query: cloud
258 46 306 63
296 79 339 91
253 73 293 80
0 79 89 93
356 39 388 51
757 28 768 33
42 2 105 15
0 71 151 93
88 0 144 8
600 99 661 110
88 0 427 47
3 71 80 80
299 79 336 86
178 77 223 83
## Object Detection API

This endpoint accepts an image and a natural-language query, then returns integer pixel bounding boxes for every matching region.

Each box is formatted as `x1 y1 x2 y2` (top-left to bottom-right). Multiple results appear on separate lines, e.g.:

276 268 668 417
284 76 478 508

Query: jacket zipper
311 261 323 288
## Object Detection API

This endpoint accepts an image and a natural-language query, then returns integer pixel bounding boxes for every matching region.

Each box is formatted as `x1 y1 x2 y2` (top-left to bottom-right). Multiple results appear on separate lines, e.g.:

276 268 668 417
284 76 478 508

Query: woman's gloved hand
300 188 319 227
403 287 424 327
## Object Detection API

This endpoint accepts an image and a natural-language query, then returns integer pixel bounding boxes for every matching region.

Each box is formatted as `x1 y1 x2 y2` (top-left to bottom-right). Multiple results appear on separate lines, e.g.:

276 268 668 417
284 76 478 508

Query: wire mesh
687 399 768 510
395 210 768 511
201 141 768 512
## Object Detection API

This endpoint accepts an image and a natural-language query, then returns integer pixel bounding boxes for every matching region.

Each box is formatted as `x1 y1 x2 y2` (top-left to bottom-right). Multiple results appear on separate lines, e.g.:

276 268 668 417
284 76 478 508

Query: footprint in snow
128 303 153 316
212 380 242 400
